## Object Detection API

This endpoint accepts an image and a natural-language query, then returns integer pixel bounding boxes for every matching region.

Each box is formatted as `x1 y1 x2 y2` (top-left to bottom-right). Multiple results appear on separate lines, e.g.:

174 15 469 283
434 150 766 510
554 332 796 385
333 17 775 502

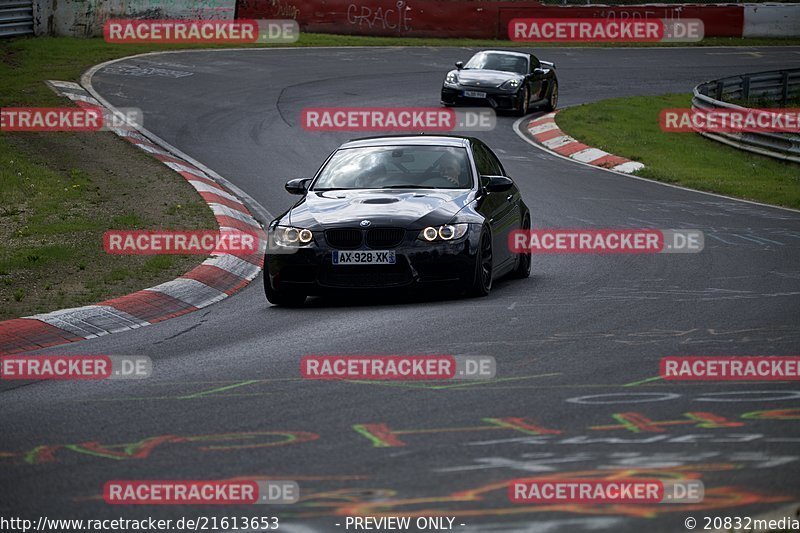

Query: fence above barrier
0 0 33 37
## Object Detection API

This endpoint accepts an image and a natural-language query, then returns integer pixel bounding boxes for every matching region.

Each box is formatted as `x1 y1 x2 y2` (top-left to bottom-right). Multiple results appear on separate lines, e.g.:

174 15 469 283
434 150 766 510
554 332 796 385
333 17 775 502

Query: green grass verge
0 128 218 320
555 94 800 209
0 37 231 319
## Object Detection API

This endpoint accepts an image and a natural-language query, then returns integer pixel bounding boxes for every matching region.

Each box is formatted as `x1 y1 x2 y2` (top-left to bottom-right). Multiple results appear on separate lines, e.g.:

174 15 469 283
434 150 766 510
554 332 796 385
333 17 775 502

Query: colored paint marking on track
177 379 262 399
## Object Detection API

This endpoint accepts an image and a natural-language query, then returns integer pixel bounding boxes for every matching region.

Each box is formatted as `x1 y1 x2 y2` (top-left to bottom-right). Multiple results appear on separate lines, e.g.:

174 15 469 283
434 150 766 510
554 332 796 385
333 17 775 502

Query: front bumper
265 225 481 294
441 86 521 111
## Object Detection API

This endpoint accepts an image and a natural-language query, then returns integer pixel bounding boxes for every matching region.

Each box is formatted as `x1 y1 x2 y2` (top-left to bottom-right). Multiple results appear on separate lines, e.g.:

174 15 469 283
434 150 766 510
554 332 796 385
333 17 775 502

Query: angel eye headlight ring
285 228 299 243
298 229 313 243
439 225 456 240
422 227 439 241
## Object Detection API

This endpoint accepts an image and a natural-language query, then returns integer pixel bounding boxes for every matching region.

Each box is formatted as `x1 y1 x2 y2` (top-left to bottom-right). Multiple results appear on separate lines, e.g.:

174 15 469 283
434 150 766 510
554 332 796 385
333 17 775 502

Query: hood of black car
456 69 519 88
288 189 472 229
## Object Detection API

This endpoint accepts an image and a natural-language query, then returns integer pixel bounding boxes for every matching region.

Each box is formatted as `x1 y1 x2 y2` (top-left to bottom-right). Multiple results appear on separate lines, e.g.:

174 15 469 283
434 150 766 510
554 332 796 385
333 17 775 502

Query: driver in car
439 154 466 187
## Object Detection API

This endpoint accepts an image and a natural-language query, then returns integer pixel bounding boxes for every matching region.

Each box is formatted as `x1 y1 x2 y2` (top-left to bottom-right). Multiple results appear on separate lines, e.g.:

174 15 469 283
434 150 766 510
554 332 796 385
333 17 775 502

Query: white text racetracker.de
342 516 459 530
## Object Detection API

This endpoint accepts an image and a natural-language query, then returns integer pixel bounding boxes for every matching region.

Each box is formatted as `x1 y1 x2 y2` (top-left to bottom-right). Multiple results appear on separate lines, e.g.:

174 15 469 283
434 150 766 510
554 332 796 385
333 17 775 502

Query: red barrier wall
236 0 746 38
500 6 744 37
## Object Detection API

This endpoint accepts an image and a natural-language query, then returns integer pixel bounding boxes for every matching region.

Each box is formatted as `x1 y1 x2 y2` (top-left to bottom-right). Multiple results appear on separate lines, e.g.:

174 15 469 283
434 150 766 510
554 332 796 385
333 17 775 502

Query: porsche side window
530 55 540 72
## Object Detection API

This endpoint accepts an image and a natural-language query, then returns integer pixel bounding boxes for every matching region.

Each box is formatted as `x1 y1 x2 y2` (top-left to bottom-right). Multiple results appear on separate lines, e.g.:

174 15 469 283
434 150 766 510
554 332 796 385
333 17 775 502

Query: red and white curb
525 111 645 174
0 80 265 355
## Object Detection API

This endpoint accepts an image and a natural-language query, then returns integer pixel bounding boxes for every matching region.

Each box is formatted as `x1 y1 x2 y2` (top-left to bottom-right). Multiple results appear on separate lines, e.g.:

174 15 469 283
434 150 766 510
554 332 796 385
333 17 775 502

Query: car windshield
312 145 472 190
464 52 527 75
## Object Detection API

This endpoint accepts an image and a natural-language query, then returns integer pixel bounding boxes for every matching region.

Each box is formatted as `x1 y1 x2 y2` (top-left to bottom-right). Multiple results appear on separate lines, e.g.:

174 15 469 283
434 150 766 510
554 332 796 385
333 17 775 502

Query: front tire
468 229 493 297
511 215 532 279
264 273 306 307
543 81 558 112
516 86 530 116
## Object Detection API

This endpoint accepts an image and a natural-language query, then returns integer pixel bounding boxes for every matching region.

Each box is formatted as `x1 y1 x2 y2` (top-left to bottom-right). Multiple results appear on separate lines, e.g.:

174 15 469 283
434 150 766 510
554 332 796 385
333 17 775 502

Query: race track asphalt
1 46 799 532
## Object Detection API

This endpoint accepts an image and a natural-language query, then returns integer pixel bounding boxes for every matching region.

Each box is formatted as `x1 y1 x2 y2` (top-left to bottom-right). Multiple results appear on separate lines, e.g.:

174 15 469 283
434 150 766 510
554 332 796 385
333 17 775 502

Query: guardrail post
715 81 724 100
742 75 750 101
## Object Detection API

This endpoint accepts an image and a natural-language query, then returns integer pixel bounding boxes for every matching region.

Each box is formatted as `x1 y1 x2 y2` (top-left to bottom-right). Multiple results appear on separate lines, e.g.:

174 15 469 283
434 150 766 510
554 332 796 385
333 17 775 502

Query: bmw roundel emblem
360 219 371 227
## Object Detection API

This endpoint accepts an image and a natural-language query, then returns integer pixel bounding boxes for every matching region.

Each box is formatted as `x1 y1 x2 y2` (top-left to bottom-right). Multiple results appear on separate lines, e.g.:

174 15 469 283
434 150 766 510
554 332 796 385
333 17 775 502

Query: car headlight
272 226 314 247
500 79 521 90
444 72 459 87
418 223 470 242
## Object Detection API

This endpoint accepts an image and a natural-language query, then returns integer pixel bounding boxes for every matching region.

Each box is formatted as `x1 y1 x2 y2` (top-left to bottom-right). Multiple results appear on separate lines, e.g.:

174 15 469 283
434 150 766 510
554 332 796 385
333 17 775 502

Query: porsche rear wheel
469 229 493 297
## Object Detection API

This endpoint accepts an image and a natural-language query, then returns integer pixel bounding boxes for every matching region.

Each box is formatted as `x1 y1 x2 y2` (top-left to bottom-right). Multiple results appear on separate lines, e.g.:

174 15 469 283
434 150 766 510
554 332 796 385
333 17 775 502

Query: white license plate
464 90 487 98
332 250 396 265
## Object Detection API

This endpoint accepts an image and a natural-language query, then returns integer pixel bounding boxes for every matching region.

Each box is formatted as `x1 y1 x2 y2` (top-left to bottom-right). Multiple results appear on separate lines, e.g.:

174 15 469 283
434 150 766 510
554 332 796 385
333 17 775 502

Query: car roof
340 135 473 149
474 50 531 58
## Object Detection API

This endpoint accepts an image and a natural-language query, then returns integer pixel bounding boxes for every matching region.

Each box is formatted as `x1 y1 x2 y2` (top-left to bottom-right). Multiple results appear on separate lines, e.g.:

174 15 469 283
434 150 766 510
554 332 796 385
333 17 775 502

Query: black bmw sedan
263 135 531 306
441 50 558 115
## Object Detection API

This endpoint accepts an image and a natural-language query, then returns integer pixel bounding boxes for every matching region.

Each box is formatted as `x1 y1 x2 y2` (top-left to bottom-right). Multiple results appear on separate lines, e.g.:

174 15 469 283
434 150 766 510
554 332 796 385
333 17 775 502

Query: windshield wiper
382 185 428 189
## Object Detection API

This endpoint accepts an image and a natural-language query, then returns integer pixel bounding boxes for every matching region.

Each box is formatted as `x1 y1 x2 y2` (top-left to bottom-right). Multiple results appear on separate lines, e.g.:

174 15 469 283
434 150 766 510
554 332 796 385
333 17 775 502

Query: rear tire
468 229 493 297
511 215 532 279
543 81 558 112
264 274 306 307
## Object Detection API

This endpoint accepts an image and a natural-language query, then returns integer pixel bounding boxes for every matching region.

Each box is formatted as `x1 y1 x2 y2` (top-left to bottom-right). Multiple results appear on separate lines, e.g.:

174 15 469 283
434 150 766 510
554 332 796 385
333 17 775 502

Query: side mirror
455 61 464 70
481 175 514 193
285 178 311 195
533 68 545 76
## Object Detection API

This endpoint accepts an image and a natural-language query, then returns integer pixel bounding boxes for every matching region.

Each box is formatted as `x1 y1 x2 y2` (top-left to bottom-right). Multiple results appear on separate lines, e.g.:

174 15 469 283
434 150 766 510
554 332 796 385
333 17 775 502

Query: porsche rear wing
540 60 556 70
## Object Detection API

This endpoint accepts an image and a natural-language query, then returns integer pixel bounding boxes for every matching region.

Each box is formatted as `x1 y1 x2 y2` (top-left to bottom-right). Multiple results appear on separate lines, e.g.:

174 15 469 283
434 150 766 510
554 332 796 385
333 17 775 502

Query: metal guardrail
0 0 33 38
692 68 800 164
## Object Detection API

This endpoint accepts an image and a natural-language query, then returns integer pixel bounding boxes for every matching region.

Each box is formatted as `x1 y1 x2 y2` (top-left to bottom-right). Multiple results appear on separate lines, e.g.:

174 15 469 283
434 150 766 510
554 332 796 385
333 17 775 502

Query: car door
527 54 544 102
472 141 519 270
